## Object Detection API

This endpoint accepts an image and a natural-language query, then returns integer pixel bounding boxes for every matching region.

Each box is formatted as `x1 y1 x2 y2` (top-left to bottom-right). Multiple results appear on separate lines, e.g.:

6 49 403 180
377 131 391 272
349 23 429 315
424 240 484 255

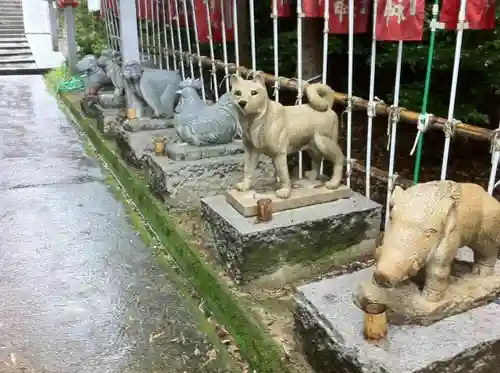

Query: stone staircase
0 0 37 73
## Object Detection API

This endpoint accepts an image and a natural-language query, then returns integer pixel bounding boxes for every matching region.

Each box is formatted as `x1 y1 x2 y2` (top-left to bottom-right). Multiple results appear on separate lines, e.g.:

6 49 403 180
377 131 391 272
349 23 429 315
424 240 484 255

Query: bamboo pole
166 50 493 142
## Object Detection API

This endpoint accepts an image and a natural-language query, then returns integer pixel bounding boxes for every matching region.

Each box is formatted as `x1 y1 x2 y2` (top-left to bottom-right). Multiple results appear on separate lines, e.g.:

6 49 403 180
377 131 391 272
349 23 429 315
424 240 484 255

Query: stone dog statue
230 72 344 199
121 60 183 119
75 54 111 95
174 81 242 146
372 180 500 303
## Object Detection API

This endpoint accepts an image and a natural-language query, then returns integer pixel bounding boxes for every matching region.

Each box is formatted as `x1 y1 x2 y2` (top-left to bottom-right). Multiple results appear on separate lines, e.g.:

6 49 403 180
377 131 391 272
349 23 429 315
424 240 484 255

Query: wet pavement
0 76 230 373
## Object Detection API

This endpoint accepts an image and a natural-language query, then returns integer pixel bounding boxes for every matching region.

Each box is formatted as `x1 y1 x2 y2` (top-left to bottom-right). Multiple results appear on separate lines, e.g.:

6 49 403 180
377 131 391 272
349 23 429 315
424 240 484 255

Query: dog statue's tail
305 83 335 112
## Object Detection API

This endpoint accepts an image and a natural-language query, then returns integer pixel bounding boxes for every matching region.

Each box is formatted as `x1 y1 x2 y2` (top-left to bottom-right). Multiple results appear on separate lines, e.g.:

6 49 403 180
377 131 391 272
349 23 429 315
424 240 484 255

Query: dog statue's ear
230 73 240 87
252 71 266 87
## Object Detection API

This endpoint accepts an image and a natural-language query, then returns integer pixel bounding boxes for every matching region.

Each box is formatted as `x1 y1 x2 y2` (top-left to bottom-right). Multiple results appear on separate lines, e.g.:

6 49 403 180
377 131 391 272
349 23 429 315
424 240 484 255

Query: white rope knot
386 105 401 151
367 97 383 119
272 80 280 97
387 173 399 193
345 158 354 178
295 91 304 105
490 128 500 153
444 118 460 138
218 74 229 90
410 113 433 156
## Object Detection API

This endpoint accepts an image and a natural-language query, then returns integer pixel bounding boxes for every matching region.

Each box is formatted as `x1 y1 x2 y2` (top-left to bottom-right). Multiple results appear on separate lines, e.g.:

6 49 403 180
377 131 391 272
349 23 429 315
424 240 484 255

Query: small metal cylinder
363 303 388 341
126 107 137 120
154 138 165 156
256 198 273 222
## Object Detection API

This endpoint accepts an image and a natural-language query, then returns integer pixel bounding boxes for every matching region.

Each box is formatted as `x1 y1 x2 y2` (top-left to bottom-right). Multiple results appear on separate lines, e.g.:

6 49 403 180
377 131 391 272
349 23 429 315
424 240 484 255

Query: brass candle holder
256 198 273 222
154 137 165 156
363 302 388 341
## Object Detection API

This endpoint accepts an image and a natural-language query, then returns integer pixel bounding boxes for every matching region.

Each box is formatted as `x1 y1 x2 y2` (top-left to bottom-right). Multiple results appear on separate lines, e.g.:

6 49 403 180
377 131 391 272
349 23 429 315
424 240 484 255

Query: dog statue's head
230 72 268 115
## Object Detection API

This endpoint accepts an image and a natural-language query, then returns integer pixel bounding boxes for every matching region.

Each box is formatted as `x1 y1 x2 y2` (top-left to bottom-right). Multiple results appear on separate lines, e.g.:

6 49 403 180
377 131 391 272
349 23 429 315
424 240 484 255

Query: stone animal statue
98 49 126 97
75 54 111 95
373 180 500 303
230 72 344 199
121 60 182 118
174 81 243 146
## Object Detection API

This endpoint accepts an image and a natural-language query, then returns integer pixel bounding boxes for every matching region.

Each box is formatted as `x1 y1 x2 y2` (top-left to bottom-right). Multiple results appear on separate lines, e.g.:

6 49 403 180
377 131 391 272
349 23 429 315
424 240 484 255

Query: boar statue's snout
373 270 395 288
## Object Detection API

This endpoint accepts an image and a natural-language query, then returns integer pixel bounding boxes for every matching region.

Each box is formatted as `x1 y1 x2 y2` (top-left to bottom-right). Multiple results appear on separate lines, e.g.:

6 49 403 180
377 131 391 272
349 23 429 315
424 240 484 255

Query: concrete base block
294 263 500 373
95 105 125 138
201 193 381 284
146 153 275 209
165 140 244 161
116 128 176 168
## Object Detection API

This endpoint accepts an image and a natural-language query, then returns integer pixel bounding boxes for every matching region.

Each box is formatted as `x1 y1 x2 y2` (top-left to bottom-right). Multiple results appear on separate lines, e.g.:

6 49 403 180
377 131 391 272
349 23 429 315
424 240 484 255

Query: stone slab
165 140 244 161
146 153 275 210
95 105 125 138
226 180 353 217
201 192 381 284
355 248 500 326
294 249 500 373
116 128 176 168
123 117 175 132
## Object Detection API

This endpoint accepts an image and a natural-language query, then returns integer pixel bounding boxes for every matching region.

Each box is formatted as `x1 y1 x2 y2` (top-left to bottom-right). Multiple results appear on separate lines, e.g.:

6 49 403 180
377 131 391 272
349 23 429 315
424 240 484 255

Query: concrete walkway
0 75 229 372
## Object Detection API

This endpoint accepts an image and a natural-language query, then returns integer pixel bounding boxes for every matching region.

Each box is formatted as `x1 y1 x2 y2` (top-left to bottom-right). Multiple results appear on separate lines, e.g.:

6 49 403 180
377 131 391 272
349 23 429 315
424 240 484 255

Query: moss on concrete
45 70 297 373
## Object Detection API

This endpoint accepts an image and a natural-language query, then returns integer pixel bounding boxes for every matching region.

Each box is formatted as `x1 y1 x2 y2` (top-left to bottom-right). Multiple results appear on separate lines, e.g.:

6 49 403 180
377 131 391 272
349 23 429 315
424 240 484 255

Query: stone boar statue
373 180 500 303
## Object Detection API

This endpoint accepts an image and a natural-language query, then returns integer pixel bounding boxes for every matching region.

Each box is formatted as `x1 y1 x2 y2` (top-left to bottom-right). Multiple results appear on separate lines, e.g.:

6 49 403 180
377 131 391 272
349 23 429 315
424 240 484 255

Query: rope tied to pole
367 96 384 118
444 118 460 138
386 105 402 151
387 172 399 194
490 128 500 154
272 79 280 98
410 113 434 156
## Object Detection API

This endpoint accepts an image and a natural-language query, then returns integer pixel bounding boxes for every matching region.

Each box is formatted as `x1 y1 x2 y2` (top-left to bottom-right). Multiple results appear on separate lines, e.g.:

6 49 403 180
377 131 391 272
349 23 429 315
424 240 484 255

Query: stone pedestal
146 151 275 209
95 105 125 138
294 259 500 373
123 117 175 132
201 192 381 284
116 128 176 168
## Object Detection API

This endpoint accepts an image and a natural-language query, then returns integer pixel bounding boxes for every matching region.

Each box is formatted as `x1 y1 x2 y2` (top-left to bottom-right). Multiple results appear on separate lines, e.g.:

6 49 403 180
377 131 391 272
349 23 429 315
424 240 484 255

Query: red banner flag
320 0 371 33
137 0 154 20
304 0 323 17
195 0 235 44
440 0 496 30
375 0 425 41
273 0 293 17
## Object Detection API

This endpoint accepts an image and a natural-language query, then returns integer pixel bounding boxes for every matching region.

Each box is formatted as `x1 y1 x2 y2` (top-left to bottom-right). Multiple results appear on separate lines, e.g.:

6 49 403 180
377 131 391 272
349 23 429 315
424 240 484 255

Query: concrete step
0 55 35 63
0 20 23 26
0 14 23 19
0 36 26 42
0 34 26 40
0 42 28 48
0 48 31 56
0 29 24 34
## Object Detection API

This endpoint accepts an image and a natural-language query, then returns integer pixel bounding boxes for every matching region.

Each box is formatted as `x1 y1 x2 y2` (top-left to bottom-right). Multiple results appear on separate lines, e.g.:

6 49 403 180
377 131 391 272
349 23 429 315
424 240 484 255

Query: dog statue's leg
234 147 260 192
314 133 344 189
274 153 292 199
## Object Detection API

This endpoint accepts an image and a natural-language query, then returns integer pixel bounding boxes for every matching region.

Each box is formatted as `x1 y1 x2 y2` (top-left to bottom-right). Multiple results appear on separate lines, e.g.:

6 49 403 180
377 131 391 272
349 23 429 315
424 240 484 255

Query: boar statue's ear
230 73 240 87
390 185 405 207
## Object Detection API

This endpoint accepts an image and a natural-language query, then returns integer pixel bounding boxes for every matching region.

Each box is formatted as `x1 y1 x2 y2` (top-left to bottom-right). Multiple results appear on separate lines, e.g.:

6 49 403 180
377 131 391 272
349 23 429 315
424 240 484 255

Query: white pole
161 0 171 69
319 0 330 176
488 128 500 195
166 0 178 70
144 0 151 58
204 0 219 100
233 0 240 68
346 0 354 188
150 0 157 65
440 0 467 180
182 0 195 77
102 0 114 49
137 0 144 54
189 0 207 99
173 0 186 79
156 0 163 68
296 0 303 179
384 40 403 230
365 0 378 199
272 0 279 102
249 0 256 71
220 0 230 91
